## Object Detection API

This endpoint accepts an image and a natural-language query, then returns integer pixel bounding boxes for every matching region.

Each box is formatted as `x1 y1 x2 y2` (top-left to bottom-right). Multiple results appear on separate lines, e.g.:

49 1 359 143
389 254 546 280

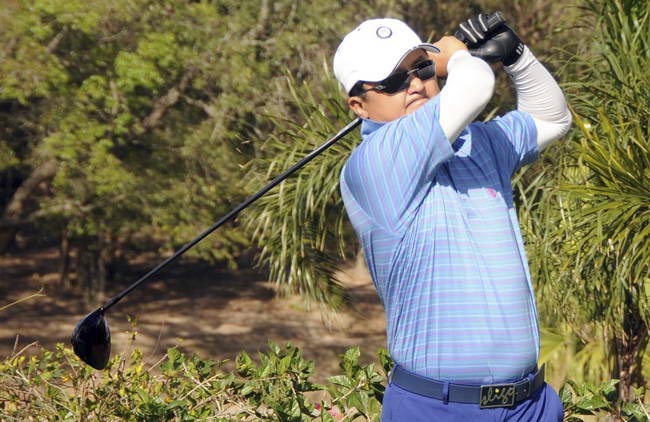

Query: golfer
333 14 571 421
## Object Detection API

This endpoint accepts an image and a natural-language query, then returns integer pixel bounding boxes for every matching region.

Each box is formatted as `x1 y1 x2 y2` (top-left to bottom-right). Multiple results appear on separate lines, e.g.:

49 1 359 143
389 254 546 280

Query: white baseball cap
333 18 439 94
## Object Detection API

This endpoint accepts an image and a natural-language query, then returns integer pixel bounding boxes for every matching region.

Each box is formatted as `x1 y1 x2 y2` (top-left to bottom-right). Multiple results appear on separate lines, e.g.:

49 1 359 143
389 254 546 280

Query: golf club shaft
100 117 362 311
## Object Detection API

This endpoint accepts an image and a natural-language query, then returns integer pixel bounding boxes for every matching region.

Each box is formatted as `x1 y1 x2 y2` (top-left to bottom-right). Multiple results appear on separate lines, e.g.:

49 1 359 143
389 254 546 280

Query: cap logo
376 26 392 39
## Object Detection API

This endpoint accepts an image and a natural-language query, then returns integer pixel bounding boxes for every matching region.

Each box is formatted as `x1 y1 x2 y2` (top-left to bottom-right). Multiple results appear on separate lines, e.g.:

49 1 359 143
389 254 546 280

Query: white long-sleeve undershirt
505 46 572 150
438 48 572 149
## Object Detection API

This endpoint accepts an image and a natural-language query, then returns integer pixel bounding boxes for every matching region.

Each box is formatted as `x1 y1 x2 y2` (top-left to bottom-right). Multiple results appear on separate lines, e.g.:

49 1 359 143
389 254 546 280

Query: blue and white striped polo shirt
340 96 540 384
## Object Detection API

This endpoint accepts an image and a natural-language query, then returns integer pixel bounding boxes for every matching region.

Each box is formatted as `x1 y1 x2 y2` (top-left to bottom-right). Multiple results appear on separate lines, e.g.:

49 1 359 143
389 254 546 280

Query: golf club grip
100 117 362 311
455 11 506 45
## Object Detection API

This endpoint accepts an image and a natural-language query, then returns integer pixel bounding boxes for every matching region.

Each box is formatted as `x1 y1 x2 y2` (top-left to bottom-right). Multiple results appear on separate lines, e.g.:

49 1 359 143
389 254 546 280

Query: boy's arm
430 36 496 143
505 47 572 150
455 16 572 150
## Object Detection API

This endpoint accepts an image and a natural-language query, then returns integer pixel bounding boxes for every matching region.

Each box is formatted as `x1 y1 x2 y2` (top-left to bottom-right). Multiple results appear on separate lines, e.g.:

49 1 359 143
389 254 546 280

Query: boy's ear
347 96 368 119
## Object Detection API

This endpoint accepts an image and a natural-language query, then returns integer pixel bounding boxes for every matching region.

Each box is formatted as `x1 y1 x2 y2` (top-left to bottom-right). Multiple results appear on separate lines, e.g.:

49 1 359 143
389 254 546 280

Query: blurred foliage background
1 0 648 416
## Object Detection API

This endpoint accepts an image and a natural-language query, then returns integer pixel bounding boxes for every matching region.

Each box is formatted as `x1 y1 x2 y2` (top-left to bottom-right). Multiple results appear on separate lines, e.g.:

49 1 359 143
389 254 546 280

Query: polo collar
361 118 386 137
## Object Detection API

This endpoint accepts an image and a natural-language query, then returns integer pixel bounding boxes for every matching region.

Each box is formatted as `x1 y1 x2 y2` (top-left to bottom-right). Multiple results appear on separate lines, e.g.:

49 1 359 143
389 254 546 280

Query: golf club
71 117 361 369
71 10 509 370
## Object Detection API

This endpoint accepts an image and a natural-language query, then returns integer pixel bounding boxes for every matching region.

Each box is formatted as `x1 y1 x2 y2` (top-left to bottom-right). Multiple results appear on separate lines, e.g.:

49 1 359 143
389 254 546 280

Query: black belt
389 365 545 409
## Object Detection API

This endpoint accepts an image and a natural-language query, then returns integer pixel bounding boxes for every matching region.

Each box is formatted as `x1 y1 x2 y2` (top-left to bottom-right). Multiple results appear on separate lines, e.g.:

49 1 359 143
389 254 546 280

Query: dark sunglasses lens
416 62 436 81
71 308 111 369
378 61 435 94
378 72 410 94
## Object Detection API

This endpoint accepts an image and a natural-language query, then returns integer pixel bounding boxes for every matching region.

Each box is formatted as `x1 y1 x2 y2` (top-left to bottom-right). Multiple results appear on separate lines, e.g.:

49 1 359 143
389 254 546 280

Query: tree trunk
614 293 649 401
140 71 194 131
76 237 108 305
0 159 58 253
59 228 71 288
105 235 128 282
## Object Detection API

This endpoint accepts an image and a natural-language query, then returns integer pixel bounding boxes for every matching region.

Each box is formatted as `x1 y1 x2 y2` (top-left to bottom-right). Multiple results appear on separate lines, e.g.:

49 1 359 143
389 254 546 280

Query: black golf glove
455 14 525 66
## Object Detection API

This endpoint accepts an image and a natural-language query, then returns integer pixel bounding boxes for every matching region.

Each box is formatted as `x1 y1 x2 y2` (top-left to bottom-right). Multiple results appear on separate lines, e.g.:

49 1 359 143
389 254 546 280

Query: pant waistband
389 365 545 408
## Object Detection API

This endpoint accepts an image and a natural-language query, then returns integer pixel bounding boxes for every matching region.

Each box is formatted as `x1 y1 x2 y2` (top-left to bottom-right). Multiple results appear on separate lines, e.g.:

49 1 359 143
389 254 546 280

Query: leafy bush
0 342 389 421
560 379 649 422
1 342 647 421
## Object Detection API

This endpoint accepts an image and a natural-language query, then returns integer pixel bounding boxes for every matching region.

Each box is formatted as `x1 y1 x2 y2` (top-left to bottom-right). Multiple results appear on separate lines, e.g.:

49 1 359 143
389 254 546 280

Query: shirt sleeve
439 50 495 142
479 110 539 178
341 97 454 234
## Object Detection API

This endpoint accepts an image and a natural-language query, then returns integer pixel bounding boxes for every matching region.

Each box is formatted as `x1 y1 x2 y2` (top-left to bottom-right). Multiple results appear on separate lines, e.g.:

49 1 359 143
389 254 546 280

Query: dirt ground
0 246 387 381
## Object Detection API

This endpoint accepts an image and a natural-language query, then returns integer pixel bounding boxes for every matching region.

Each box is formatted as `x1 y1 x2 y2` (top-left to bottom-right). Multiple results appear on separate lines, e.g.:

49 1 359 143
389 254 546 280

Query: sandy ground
0 246 387 381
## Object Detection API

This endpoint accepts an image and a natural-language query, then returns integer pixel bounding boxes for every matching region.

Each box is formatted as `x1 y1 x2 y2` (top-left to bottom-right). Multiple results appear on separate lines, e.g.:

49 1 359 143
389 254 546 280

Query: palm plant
551 0 650 399
242 71 361 310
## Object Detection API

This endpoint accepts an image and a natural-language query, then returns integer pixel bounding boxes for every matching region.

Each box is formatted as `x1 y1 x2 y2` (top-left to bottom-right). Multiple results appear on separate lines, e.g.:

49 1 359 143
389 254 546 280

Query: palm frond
242 68 361 309
560 110 650 323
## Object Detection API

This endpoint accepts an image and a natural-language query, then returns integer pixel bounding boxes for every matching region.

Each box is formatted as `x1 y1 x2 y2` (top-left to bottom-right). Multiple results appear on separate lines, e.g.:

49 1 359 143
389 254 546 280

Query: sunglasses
352 60 436 95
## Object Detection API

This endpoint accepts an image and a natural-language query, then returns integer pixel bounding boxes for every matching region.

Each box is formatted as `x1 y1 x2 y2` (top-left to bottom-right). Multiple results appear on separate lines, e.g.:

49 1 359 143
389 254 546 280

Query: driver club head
70 308 111 369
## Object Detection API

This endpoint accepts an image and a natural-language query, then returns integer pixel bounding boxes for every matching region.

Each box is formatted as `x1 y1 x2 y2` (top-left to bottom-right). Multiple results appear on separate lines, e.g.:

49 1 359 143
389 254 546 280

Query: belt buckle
479 383 516 408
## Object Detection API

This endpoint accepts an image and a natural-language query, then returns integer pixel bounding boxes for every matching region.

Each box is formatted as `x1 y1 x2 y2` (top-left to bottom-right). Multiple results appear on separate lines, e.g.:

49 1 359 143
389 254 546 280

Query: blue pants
381 382 564 421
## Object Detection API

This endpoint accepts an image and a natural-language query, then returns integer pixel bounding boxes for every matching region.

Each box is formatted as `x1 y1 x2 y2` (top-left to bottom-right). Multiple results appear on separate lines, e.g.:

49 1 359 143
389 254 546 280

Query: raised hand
455 12 525 66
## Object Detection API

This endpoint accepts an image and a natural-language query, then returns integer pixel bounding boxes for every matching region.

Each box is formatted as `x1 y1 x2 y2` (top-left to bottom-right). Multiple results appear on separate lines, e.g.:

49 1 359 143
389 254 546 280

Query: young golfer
333 14 572 421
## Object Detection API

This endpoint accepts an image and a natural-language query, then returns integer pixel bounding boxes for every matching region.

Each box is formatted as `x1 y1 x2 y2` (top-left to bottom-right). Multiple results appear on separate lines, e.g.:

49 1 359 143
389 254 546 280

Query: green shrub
560 379 649 422
0 342 387 421
0 342 647 421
